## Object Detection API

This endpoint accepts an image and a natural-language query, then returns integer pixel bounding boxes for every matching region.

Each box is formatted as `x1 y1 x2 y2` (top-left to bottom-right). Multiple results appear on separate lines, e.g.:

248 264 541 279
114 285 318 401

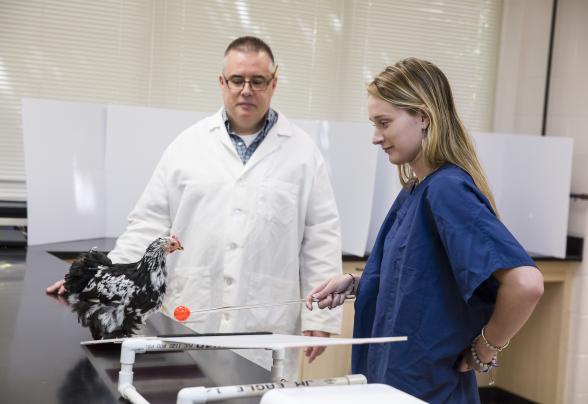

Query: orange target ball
173 305 190 322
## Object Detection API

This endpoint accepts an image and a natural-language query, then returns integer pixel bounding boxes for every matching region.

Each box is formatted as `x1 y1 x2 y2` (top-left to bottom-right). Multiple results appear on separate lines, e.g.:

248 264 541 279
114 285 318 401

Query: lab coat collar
207 107 292 177
208 108 240 162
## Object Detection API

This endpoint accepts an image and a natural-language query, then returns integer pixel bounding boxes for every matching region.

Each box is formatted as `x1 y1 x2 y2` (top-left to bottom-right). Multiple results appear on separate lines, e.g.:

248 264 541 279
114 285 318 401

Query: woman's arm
458 265 544 371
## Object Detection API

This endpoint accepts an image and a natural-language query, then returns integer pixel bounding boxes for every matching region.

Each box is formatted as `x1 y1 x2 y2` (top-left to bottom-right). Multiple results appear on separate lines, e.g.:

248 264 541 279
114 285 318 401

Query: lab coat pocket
165 266 212 329
395 264 428 335
257 180 298 225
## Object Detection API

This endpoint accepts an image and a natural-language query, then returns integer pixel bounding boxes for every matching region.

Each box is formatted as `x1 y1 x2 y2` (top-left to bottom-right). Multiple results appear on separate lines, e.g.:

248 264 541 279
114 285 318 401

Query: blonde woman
306 58 544 403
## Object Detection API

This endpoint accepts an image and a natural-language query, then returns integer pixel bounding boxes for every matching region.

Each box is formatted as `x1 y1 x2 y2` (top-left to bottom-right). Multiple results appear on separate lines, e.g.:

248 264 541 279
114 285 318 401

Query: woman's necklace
417 174 428 184
415 167 437 186
414 172 428 186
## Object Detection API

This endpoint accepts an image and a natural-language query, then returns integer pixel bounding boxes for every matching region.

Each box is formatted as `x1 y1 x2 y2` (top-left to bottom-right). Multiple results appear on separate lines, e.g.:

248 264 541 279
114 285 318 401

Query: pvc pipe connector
120 384 150 404
345 374 368 385
177 387 208 404
270 348 286 382
120 338 150 364
118 338 154 400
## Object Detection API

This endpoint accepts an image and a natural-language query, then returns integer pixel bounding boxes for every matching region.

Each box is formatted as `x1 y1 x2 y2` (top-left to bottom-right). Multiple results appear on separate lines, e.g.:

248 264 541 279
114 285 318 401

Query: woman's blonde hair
367 57 498 214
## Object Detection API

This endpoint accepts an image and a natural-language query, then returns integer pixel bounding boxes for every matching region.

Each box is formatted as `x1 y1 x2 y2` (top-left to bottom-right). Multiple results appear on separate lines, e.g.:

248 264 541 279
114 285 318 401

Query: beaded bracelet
481 327 510 352
471 336 498 385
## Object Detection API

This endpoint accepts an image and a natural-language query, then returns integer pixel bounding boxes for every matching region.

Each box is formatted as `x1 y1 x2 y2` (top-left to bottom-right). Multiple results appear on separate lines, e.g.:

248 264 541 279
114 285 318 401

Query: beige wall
494 0 588 402
550 1 588 402
493 0 552 135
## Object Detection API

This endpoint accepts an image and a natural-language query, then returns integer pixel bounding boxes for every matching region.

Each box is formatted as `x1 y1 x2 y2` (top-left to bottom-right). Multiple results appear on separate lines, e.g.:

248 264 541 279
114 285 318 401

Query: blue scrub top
352 164 536 403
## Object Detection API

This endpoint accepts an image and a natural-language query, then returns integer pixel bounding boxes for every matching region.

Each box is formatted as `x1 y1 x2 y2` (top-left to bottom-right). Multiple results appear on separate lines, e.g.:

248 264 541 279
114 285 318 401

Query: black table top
0 239 269 404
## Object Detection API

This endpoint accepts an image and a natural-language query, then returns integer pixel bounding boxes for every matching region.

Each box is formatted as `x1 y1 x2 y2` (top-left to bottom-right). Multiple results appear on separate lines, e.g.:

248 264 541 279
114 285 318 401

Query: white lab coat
109 109 342 377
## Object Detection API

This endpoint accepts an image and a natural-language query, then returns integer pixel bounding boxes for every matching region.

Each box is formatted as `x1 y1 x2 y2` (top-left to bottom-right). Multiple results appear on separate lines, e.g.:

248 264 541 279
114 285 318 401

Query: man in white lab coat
48 36 342 377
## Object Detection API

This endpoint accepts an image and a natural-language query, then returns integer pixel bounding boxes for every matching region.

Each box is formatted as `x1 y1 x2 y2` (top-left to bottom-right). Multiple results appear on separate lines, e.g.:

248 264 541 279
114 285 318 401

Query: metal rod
541 0 559 136
570 193 588 200
180 296 356 322
185 299 310 315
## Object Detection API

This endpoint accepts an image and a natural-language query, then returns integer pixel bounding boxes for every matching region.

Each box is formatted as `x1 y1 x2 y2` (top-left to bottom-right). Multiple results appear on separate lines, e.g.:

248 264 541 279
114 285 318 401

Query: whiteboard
316 121 378 256
105 105 207 237
22 98 107 245
473 132 573 258
364 132 574 258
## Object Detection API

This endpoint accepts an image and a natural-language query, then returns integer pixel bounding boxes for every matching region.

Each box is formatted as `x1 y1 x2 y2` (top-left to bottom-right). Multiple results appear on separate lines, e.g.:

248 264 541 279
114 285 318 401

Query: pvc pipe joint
177 387 208 404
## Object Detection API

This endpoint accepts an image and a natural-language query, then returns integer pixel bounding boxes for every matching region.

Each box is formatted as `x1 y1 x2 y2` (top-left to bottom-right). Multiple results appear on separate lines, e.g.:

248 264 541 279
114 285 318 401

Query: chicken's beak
170 235 184 251
171 242 184 252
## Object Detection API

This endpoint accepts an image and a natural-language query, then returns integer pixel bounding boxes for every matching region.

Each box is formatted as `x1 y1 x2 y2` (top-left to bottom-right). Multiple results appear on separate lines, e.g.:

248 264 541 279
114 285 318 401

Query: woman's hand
305 274 355 310
457 337 496 372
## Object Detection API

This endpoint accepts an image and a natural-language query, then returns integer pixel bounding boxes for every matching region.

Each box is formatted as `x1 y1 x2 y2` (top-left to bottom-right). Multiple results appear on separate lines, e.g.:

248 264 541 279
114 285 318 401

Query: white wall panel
318 122 378 256
474 132 573 258
104 105 207 237
22 101 573 259
22 98 106 245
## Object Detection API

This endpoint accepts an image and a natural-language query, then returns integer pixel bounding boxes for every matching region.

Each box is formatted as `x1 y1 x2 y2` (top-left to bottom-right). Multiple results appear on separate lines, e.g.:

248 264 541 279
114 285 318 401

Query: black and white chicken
64 235 183 339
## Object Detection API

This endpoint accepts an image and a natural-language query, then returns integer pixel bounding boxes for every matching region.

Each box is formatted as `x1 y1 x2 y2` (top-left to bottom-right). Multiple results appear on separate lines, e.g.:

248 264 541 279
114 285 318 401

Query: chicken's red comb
171 234 180 242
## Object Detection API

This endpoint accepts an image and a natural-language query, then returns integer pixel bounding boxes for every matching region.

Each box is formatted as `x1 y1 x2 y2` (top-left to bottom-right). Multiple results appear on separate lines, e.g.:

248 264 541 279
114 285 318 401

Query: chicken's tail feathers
64 250 112 293
78 249 112 267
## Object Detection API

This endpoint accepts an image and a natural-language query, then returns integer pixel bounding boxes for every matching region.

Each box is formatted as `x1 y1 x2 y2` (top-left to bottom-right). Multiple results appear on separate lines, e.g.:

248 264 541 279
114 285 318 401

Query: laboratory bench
0 236 581 404
0 238 269 404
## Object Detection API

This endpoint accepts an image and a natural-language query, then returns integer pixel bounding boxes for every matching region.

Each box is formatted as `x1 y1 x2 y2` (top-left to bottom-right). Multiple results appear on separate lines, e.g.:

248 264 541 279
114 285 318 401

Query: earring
422 127 428 137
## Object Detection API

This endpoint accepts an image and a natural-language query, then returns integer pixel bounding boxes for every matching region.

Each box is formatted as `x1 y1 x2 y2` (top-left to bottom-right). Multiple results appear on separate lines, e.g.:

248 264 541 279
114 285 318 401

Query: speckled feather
64 237 175 339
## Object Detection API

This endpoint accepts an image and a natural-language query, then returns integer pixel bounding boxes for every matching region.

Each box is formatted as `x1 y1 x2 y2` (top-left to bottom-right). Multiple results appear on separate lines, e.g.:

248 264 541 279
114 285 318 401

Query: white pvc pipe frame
117 338 367 404
176 374 367 404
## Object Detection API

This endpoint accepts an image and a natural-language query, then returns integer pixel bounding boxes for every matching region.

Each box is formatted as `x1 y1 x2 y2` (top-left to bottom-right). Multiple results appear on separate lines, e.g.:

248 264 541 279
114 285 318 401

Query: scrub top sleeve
426 175 536 302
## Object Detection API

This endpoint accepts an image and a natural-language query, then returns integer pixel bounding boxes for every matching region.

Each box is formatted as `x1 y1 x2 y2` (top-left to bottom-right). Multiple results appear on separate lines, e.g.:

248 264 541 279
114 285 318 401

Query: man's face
219 50 277 134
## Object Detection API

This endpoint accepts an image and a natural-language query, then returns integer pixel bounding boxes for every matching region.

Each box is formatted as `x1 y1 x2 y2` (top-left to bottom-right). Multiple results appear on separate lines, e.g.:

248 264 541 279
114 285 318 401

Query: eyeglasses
222 65 279 92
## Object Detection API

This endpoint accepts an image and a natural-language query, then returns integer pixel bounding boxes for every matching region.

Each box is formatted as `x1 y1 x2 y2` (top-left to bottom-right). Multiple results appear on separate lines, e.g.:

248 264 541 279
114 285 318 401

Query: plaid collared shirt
222 108 278 165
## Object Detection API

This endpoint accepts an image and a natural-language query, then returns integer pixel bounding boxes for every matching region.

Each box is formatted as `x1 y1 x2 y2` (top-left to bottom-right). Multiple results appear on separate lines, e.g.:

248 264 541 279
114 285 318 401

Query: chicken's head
165 235 184 254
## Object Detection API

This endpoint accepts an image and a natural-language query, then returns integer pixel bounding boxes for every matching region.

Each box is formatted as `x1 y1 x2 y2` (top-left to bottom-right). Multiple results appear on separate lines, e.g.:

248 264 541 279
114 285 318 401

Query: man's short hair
224 36 275 65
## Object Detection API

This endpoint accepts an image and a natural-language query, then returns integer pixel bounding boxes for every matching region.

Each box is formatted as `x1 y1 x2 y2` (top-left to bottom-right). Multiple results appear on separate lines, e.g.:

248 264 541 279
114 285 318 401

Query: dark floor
480 387 537 404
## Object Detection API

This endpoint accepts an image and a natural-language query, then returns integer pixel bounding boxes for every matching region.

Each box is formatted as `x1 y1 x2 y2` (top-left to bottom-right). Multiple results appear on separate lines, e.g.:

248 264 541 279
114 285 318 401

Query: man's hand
302 330 330 363
46 279 67 295
46 289 70 307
